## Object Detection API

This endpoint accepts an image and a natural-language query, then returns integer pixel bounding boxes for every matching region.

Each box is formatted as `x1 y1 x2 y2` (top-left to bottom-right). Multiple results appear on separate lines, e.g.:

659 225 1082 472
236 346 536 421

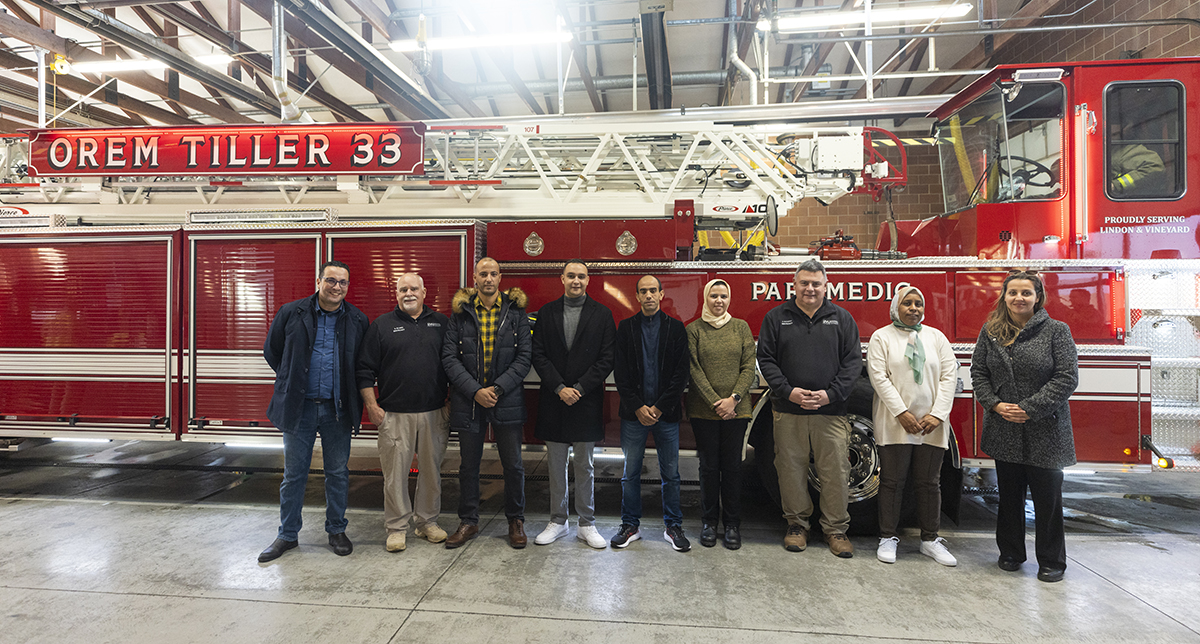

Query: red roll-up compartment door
0 231 178 439
327 227 474 436
183 224 474 441
184 232 322 440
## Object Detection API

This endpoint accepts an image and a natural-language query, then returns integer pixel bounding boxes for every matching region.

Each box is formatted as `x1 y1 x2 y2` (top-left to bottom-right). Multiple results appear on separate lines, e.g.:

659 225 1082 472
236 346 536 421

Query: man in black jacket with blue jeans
757 259 861 558
611 275 691 552
259 260 369 563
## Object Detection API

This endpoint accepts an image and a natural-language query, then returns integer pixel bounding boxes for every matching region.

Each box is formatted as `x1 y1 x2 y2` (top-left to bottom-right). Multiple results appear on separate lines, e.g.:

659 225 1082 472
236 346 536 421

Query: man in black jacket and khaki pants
357 273 451 553
530 260 615 549
757 259 862 558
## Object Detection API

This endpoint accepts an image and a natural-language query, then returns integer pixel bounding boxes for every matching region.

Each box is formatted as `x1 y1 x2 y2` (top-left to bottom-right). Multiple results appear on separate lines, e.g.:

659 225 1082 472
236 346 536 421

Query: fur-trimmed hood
451 287 528 314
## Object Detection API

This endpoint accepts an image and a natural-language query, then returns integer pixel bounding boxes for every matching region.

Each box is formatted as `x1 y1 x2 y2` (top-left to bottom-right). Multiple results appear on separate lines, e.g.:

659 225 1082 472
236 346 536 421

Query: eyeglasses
322 277 349 287
1007 268 1039 276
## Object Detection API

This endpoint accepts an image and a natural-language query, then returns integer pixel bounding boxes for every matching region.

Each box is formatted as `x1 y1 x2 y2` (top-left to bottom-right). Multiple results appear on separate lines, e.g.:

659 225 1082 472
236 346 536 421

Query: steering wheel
999 155 1056 188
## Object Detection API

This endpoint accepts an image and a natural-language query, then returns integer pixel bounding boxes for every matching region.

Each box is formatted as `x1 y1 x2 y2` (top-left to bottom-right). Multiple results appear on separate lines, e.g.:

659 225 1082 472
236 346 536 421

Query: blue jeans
619 419 682 528
277 399 352 541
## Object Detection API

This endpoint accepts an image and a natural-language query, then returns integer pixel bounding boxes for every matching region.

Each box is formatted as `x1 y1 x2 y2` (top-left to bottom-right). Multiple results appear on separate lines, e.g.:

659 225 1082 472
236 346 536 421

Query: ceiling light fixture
70 58 169 73
197 53 235 67
769 2 973 32
389 31 572 53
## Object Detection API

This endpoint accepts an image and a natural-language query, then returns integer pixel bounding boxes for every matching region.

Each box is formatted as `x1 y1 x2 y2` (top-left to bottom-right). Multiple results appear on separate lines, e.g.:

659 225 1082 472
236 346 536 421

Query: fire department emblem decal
616 230 638 256
523 231 545 257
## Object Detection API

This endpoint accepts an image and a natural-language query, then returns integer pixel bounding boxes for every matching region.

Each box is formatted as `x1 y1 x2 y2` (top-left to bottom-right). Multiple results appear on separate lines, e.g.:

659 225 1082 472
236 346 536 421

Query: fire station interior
3 1 1200 643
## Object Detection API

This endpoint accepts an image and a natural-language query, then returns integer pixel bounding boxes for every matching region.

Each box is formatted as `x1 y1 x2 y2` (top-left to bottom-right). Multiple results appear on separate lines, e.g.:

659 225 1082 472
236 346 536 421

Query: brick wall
994 1 1200 69
769 144 944 251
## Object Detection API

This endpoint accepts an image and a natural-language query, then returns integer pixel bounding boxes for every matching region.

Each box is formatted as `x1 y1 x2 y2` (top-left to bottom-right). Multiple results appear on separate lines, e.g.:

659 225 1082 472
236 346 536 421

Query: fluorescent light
51 437 112 444
390 31 572 53
71 59 169 73
223 442 284 449
773 3 973 31
592 453 626 461
197 54 235 67
1013 67 1065 82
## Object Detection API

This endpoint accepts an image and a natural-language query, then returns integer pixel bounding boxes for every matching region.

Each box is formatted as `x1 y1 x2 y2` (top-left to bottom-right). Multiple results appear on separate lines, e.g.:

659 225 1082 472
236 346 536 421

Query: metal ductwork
279 0 451 120
271 1 310 123
727 0 757 105
25 0 280 115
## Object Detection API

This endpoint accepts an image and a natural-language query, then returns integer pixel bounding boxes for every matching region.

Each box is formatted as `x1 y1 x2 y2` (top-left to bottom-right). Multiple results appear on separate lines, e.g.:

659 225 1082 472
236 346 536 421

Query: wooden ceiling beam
155 2 370 121
0 49 195 125
0 10 252 123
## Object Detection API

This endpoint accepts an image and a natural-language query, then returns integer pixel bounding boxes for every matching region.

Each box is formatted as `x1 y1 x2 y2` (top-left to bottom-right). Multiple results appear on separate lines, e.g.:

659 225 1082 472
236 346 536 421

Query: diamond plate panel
1128 315 1200 358
1127 267 1200 309
1149 362 1199 406
1148 415 1200 471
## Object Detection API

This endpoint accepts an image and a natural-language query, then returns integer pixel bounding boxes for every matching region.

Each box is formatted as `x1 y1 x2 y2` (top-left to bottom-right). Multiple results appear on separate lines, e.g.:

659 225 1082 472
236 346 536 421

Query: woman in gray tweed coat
971 271 1078 583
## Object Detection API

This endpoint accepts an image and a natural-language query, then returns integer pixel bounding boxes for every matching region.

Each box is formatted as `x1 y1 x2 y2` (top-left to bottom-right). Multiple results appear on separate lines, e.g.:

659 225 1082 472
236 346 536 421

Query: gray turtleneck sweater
564 293 586 351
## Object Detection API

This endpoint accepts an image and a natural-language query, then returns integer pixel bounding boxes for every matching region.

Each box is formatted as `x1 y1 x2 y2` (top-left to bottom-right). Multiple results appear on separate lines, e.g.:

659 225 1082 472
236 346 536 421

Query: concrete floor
1 440 1198 644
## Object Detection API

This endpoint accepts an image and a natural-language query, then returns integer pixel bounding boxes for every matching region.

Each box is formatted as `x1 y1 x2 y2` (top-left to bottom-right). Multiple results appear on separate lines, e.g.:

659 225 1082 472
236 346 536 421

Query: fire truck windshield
936 82 1065 213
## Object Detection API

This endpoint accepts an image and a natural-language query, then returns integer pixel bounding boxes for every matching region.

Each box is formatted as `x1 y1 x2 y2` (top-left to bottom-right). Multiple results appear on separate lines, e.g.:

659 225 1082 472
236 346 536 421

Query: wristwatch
493 384 505 397
731 393 742 403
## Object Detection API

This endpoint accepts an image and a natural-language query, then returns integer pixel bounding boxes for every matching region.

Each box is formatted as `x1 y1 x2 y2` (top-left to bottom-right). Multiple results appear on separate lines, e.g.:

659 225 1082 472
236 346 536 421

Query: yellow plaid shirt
475 298 501 384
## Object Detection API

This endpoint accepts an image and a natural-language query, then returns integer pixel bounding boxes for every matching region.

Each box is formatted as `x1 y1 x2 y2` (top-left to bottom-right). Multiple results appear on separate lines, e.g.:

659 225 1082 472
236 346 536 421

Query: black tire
745 398 881 535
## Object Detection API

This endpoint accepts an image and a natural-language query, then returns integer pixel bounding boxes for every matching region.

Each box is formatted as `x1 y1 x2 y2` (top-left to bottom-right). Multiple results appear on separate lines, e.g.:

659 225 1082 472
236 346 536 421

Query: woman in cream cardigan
686 279 757 550
866 286 959 566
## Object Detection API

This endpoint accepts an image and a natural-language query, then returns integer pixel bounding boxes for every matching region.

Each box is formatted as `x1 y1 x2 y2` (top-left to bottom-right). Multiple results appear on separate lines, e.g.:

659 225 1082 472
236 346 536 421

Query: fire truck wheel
746 404 882 535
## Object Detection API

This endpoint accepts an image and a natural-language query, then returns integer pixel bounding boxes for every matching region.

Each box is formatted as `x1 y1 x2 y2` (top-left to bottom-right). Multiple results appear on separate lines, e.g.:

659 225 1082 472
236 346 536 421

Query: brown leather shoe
783 524 808 552
827 532 855 558
444 523 479 549
508 519 527 549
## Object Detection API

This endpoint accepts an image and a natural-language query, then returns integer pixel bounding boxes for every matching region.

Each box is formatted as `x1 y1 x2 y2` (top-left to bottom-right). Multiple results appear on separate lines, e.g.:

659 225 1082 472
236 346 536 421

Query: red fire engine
1 58 1196 528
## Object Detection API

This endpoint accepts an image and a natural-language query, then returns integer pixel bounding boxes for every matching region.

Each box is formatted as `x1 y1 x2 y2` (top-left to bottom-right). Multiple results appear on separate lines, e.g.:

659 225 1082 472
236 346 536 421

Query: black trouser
995 459 1066 571
877 443 944 540
457 419 525 524
691 417 748 528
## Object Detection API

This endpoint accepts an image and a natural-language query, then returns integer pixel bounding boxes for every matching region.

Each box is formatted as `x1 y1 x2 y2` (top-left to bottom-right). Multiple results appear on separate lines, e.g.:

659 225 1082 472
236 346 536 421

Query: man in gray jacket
757 259 861 558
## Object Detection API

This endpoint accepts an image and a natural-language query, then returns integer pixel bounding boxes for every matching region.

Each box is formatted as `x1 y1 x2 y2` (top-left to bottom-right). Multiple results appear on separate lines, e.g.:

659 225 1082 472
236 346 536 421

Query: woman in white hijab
685 279 757 550
866 285 959 566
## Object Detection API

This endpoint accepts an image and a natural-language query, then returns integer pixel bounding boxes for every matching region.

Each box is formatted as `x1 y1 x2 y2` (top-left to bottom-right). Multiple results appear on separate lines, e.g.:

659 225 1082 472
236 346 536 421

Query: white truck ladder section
0 123 882 224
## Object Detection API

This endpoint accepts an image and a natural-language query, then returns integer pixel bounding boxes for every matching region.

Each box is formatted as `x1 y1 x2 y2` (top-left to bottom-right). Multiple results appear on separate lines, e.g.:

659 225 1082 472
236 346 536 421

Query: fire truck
1 58 1196 528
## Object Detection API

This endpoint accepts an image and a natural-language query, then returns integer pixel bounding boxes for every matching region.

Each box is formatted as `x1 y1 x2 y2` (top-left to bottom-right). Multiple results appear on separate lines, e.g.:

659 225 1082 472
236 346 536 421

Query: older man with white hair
357 273 451 552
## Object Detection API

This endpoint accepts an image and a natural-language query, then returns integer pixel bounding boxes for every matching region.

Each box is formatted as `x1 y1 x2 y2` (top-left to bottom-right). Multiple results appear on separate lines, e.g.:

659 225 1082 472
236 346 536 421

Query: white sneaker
920 537 958 567
534 521 569 545
576 524 607 549
877 536 899 563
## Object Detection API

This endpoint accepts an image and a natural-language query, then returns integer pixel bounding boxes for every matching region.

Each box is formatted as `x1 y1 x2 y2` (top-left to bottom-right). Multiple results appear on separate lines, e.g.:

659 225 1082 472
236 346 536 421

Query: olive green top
685 317 757 420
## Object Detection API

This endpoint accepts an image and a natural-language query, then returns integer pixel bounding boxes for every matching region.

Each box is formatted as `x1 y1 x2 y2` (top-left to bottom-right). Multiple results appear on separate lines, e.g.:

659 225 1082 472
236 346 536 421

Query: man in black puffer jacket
441 257 532 549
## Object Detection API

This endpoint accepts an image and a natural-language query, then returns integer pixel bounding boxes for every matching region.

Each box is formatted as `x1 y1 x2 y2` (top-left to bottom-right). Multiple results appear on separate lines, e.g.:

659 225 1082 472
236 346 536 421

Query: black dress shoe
998 556 1023 572
258 538 298 563
329 532 353 556
1037 567 1065 583
700 524 718 548
723 525 742 550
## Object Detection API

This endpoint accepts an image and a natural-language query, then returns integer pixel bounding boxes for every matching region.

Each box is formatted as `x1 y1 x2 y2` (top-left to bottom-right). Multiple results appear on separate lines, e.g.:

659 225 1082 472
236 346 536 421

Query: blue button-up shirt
641 311 661 404
307 305 342 400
